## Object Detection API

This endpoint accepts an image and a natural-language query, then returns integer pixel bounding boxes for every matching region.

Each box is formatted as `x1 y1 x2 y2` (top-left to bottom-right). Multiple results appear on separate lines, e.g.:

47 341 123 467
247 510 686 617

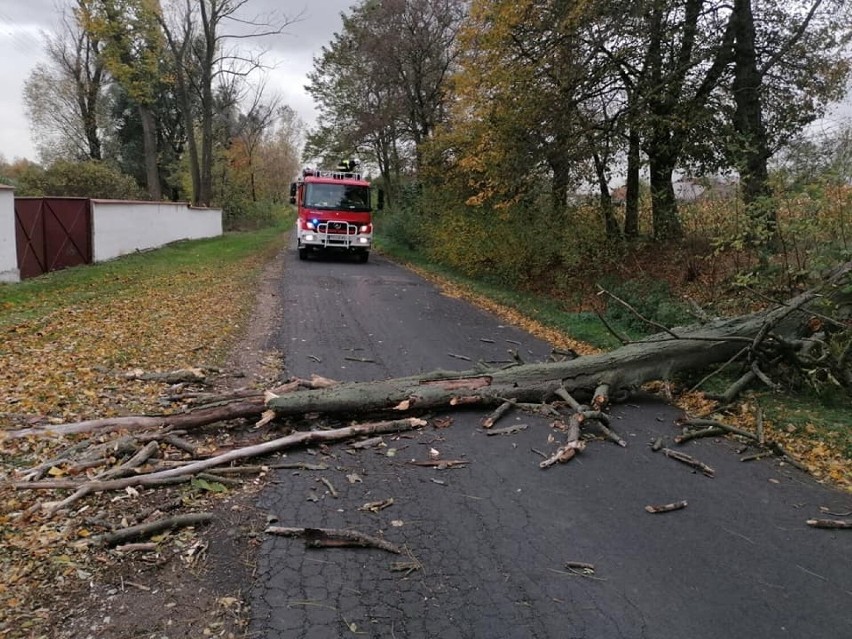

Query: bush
600 276 692 335
221 195 289 231
16 160 144 199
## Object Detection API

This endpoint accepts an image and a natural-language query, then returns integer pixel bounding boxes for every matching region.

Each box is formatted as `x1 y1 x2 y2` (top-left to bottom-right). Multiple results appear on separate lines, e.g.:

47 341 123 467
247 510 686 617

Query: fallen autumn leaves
0 245 278 637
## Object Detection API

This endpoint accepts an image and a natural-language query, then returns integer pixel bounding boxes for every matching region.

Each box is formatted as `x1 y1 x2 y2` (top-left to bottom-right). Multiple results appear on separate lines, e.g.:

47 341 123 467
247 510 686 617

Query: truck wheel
298 247 308 260
357 250 369 263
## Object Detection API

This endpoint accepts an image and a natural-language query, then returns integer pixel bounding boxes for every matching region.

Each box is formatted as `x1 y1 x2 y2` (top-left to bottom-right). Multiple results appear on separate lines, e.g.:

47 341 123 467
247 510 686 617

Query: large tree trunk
648 139 682 241
624 128 640 239
593 153 620 239
731 0 776 243
268 287 831 419
138 104 162 201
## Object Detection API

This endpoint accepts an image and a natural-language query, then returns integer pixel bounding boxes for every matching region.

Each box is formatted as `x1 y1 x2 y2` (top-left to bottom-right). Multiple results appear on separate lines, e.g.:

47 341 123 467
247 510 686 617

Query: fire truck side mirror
289 182 297 204
377 189 385 210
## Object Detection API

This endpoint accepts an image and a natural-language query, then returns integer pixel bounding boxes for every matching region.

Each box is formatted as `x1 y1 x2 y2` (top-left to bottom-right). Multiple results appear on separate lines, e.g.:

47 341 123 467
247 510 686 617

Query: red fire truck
290 164 377 262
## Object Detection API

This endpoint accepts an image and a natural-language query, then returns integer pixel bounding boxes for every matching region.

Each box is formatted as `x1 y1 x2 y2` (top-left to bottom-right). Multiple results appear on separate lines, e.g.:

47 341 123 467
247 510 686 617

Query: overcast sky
0 0 355 162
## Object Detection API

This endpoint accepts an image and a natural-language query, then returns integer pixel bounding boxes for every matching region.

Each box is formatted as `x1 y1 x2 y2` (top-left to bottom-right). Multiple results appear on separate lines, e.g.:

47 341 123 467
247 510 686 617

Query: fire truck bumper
298 231 372 250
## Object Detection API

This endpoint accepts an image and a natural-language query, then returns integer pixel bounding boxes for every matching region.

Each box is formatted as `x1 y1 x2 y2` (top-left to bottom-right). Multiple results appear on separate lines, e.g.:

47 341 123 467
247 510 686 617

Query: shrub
16 160 144 199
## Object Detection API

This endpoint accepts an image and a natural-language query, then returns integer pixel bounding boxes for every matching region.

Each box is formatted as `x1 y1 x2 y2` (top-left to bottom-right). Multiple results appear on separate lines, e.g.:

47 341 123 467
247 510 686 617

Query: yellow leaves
0 246 270 633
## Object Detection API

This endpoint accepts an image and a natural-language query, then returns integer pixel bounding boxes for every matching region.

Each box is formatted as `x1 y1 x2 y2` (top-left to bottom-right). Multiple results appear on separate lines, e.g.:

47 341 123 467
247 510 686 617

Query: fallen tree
262 271 850 419
5 261 849 511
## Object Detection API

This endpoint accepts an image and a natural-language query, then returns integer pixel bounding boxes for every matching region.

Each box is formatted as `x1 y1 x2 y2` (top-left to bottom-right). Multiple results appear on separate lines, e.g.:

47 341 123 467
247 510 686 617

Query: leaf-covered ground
0 233 285 638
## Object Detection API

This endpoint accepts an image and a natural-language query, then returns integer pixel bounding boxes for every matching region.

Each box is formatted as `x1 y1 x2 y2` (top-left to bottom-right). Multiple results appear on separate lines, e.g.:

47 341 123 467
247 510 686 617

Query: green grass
0 220 290 329
761 395 852 459
376 235 625 350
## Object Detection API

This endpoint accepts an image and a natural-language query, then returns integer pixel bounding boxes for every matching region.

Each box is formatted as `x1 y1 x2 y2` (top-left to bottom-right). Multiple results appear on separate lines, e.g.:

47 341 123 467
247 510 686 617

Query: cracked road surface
249 248 851 638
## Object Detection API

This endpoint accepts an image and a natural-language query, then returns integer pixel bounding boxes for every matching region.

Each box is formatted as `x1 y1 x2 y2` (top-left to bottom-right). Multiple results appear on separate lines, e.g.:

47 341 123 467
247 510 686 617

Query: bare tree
157 0 300 206
23 0 108 163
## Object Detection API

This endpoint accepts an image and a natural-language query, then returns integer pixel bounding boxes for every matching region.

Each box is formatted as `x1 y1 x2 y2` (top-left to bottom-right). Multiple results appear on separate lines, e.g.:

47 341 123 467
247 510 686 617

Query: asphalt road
249 246 852 639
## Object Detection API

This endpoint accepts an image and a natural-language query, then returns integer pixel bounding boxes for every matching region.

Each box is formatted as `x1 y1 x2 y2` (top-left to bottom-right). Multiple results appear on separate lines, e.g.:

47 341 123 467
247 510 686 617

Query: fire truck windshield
304 183 371 211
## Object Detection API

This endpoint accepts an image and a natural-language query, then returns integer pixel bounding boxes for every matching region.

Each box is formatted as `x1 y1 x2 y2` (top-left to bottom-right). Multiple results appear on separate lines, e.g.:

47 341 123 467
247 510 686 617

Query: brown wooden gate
15 198 92 279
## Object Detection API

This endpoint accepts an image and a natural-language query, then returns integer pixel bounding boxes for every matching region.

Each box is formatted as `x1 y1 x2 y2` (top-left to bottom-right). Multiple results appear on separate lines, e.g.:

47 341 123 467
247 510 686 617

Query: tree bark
624 128 640 239
267 293 821 419
731 0 776 243
648 138 682 241
138 103 162 200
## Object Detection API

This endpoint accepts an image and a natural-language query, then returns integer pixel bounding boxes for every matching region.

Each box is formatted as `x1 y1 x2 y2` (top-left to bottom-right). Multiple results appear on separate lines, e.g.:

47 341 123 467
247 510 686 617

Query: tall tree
726 0 851 242
156 0 296 206
23 0 108 163
306 0 464 199
82 0 165 199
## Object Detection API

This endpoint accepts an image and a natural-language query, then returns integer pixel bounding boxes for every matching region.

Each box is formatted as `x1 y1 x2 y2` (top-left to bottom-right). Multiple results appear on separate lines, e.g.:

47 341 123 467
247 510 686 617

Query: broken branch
266 526 403 553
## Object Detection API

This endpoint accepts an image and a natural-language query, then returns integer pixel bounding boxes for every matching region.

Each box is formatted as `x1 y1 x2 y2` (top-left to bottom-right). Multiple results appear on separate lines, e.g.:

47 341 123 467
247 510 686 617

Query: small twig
688 346 750 394
162 434 199 456
90 513 213 547
114 543 158 554
565 561 596 572
661 448 715 477
553 386 583 412
751 361 780 390
270 462 329 471
755 407 765 445
409 459 469 469
482 400 515 429
447 353 472 362
319 477 338 498
540 441 585 469
359 498 394 513
767 442 809 472
45 484 95 516
682 418 758 441
806 519 851 529
593 309 631 345
349 436 384 450
485 424 528 436
583 411 625 447
197 472 242 487
266 526 403 554
740 451 774 462
598 286 681 339
344 356 376 363
674 426 726 445
645 500 688 514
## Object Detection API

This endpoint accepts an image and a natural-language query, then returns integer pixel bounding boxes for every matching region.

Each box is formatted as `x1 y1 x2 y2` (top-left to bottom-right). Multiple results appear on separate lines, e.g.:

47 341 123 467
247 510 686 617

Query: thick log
266 297 822 419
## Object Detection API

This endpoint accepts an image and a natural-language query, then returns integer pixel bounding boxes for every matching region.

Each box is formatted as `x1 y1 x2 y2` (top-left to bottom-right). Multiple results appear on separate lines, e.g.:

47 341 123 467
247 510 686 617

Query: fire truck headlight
305 234 315 241
306 220 316 230
359 224 370 233
359 237 369 244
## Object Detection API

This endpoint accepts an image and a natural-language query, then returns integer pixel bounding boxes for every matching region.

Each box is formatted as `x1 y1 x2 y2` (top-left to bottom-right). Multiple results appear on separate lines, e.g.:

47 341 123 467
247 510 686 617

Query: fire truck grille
327 222 353 234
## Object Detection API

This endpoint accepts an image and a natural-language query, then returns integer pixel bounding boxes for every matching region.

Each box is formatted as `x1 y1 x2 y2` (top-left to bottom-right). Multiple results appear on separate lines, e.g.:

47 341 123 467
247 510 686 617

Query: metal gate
15 198 92 279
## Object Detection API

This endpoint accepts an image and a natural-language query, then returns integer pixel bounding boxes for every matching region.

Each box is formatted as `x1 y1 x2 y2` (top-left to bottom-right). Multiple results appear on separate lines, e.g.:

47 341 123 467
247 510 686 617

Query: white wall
0 186 19 282
91 200 222 263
